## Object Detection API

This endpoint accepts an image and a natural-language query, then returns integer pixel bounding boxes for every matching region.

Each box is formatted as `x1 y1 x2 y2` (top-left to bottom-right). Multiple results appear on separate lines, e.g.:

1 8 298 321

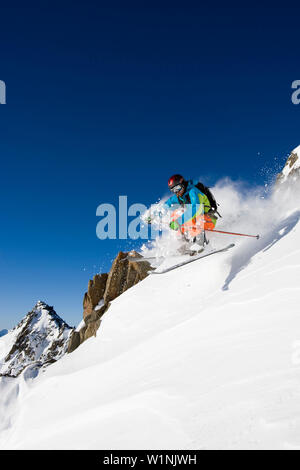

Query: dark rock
68 251 152 352
276 147 300 185
104 251 151 303
83 273 108 319
68 330 81 353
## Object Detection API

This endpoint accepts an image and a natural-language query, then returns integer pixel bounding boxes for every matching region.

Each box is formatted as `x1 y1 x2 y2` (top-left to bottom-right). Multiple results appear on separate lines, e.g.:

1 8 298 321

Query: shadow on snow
222 210 300 291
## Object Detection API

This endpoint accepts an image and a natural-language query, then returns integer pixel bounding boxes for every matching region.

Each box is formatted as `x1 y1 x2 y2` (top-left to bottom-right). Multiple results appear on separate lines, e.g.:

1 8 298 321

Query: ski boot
189 232 208 256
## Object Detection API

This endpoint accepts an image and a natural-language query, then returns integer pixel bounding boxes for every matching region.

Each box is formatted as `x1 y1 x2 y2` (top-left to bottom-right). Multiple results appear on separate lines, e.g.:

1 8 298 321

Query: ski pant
180 212 217 239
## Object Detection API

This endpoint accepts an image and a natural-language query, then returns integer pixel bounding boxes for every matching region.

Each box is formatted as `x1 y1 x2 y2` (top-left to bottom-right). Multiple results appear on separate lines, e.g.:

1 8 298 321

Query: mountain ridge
2 179 299 449
1 145 300 449
0 301 73 377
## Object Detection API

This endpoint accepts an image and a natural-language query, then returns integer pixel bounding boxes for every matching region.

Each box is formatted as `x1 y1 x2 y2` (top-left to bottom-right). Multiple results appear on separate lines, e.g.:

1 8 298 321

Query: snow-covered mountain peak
30 301 69 329
0 302 73 377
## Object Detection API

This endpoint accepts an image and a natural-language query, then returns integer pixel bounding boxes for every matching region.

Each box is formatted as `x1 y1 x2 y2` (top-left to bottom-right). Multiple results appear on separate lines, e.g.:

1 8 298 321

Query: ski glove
146 216 153 225
169 220 180 231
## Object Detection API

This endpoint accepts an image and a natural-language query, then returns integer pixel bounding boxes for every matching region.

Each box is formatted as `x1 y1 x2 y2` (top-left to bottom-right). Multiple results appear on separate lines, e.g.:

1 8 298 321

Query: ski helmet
168 174 185 193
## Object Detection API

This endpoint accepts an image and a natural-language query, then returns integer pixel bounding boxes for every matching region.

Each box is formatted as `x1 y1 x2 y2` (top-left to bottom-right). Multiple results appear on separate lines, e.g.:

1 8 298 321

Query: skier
166 174 218 253
137 175 258 270
148 174 218 254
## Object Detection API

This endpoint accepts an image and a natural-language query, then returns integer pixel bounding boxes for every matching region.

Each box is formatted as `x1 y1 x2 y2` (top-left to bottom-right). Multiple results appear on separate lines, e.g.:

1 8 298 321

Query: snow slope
1 184 300 450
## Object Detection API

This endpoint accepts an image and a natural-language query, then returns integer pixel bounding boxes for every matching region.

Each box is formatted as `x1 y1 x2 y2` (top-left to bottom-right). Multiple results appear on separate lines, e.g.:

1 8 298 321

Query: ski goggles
170 184 184 193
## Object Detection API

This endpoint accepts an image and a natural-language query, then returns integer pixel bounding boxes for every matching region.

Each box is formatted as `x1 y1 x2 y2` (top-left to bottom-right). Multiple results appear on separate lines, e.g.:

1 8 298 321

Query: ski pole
206 228 260 239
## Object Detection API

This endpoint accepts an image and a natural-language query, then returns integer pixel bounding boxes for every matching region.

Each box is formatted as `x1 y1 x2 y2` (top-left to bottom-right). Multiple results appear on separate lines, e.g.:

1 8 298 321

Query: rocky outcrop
276 145 300 185
104 251 151 303
0 301 73 377
68 251 152 353
84 274 108 317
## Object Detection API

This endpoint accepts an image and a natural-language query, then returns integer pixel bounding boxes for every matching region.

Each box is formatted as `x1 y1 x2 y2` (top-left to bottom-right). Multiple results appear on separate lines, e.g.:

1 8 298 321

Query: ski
126 250 197 263
126 255 164 263
149 243 235 274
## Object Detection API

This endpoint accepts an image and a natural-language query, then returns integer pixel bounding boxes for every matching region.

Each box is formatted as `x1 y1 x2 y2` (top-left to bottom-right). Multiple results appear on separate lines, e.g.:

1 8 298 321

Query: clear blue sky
0 1 299 329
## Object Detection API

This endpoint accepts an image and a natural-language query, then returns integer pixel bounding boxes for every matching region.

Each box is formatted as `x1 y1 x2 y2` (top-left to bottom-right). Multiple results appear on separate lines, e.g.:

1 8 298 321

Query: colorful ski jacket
164 179 211 226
